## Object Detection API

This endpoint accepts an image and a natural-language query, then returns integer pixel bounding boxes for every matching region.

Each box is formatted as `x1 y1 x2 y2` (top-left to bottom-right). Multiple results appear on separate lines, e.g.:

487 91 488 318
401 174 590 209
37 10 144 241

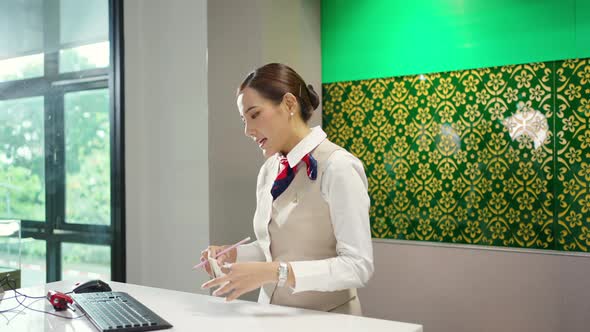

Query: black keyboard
72 292 173 332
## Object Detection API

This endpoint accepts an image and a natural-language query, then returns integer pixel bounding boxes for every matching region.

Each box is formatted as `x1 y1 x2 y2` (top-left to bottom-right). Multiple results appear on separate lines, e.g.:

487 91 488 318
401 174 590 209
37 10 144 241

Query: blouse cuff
236 241 265 262
289 260 330 293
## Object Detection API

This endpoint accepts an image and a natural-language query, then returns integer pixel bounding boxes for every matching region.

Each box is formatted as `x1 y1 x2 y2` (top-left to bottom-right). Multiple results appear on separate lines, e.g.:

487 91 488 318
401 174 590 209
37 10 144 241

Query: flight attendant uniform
237 127 374 316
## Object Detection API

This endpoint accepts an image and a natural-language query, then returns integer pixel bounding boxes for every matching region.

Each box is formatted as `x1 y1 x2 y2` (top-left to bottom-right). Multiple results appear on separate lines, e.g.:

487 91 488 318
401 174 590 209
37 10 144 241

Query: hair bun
306 84 320 110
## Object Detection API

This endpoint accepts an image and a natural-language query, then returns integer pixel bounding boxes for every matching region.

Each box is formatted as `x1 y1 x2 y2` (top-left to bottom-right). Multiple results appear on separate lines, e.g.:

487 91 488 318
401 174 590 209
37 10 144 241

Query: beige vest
260 139 362 315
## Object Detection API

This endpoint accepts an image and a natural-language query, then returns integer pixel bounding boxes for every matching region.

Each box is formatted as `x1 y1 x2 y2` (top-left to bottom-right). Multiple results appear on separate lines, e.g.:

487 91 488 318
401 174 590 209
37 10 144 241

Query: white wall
124 0 209 294
207 0 322 301
123 0 321 297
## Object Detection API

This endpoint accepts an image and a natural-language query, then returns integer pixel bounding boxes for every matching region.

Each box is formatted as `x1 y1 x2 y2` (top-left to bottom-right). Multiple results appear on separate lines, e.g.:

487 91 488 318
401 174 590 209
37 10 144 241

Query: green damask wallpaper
322 58 590 252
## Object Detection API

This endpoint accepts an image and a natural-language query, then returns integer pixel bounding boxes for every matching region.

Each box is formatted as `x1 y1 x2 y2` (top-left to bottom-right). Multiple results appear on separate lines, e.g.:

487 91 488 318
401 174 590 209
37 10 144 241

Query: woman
201 63 373 315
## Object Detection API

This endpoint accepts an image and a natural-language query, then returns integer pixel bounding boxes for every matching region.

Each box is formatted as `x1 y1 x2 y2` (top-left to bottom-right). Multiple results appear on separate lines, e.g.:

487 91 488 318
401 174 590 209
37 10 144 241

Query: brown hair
237 63 320 122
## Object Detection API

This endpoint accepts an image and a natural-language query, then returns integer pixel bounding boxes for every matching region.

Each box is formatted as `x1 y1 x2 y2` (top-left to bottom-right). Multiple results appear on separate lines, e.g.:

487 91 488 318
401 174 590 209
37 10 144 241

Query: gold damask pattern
555 59 590 251
322 58 590 251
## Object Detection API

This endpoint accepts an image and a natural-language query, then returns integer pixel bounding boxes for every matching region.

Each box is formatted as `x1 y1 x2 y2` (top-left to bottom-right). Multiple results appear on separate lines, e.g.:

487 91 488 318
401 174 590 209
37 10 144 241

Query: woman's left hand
201 262 278 301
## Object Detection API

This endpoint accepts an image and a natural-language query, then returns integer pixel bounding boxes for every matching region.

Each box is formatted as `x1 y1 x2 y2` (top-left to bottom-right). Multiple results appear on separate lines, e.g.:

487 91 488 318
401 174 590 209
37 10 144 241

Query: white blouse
237 126 374 293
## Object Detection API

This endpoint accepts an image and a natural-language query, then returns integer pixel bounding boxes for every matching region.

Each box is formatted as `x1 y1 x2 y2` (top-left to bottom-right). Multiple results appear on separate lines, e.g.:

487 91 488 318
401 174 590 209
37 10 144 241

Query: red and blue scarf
271 153 317 200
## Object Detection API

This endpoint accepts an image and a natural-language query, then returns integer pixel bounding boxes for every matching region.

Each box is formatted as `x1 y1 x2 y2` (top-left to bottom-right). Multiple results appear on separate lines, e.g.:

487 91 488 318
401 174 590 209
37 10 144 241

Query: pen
192 236 251 270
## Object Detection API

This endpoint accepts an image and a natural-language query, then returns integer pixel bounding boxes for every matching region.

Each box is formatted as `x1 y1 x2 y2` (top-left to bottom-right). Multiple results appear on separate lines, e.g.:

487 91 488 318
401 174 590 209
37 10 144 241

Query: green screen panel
322 0 590 83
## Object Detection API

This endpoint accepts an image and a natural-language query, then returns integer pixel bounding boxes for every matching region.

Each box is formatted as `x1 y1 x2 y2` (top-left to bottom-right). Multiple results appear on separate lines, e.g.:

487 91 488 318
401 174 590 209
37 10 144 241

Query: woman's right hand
200 245 237 277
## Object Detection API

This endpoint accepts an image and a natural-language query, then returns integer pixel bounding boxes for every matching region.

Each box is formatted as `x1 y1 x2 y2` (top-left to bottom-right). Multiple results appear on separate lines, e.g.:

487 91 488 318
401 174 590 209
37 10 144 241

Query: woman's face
237 87 292 158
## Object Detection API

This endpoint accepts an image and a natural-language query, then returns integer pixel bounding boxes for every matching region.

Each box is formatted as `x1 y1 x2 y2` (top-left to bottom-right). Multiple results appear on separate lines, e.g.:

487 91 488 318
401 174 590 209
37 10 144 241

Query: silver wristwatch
277 261 289 287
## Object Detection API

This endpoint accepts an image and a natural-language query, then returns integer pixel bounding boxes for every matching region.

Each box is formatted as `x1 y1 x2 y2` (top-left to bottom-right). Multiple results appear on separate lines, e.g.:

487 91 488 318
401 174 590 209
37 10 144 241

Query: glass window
62 242 110 281
59 0 109 73
0 53 44 83
0 0 123 284
0 0 44 60
60 0 108 47
59 42 110 73
65 89 111 225
20 238 46 287
0 97 45 222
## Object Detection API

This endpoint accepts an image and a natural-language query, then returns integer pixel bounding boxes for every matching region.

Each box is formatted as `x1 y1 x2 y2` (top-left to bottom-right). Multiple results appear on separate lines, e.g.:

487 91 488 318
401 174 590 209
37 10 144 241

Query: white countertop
1 280 423 332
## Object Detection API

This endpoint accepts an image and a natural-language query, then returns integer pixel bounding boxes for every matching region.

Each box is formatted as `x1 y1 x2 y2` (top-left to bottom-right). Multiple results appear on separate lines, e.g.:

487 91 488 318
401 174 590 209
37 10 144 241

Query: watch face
278 262 288 286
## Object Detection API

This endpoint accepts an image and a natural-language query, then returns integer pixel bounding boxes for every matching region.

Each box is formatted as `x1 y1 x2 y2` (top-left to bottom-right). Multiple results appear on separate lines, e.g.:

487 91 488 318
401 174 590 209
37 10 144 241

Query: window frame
0 0 125 283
